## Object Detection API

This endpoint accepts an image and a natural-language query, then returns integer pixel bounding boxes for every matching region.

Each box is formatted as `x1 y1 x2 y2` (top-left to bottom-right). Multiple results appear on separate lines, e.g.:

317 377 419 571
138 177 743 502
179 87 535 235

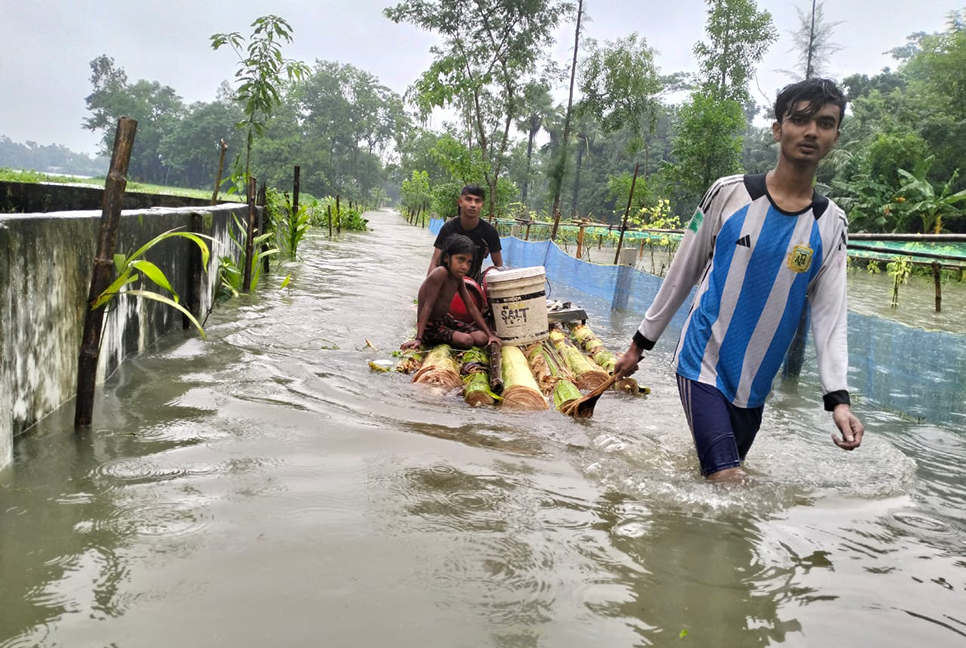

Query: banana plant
92 228 214 338
895 161 966 234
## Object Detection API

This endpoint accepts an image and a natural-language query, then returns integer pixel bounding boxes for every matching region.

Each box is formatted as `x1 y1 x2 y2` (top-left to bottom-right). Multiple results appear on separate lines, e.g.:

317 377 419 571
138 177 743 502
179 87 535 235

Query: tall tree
579 32 663 154
569 106 600 218
670 94 745 199
210 15 309 181
784 1 842 80
83 55 186 183
515 81 555 207
549 0 583 238
386 0 571 218
693 0 777 103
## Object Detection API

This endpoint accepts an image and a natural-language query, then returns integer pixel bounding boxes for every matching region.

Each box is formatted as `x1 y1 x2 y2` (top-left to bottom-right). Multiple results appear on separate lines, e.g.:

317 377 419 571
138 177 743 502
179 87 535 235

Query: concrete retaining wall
0 180 234 213
0 203 250 470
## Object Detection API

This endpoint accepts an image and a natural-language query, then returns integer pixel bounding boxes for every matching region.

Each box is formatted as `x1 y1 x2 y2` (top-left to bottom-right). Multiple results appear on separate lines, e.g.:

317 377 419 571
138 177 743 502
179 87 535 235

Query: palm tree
515 82 555 208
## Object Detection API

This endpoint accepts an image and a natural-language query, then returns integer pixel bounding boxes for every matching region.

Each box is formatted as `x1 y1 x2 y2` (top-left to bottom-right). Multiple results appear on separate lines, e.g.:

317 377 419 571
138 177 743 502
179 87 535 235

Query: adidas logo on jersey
735 234 751 248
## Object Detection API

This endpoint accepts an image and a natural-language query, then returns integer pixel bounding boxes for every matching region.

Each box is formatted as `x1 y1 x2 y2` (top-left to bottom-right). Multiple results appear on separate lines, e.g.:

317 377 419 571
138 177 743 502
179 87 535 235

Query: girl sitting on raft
401 234 500 351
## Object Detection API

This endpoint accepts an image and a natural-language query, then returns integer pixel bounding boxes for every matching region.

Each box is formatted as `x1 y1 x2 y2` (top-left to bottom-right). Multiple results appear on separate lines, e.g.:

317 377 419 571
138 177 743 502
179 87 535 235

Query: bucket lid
486 266 546 283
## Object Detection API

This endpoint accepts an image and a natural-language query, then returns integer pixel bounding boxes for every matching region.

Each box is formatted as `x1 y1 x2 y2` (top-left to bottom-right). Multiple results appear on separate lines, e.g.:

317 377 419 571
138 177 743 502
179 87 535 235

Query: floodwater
1 211 964 647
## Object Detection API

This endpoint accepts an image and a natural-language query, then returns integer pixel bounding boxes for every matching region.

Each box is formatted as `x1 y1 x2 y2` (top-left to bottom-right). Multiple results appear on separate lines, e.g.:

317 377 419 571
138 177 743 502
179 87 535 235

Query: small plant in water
887 255 911 308
276 192 310 258
216 214 278 300
94 228 213 337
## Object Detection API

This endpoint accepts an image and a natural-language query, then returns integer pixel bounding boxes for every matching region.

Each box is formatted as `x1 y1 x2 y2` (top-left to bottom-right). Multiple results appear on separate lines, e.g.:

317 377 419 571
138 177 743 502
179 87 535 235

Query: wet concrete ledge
0 203 250 470
0 180 237 213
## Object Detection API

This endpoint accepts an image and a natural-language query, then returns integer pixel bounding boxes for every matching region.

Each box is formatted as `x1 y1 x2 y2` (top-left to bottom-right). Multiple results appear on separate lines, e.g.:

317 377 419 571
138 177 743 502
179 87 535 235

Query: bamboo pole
327 205 333 237
933 262 942 313
242 175 257 292
210 138 228 205
292 165 300 218
614 162 640 265
576 222 586 260
258 182 269 275
75 116 137 430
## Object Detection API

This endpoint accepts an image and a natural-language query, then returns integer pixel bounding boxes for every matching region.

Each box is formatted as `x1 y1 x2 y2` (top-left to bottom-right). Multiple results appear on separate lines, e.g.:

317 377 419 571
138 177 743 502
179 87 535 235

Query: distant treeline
0 136 107 177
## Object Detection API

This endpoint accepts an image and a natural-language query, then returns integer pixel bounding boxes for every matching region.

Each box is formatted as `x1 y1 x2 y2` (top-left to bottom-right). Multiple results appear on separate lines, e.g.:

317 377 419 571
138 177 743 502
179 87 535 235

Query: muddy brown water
1 210 964 647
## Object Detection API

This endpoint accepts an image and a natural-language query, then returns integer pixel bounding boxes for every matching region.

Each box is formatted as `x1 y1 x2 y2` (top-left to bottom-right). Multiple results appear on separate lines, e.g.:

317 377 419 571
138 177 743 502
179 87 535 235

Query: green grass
0 167 244 203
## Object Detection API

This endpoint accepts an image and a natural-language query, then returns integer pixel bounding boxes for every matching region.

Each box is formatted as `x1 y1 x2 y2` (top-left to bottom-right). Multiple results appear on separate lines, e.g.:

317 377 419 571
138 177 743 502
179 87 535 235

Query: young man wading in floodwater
429 184 504 283
614 78 865 482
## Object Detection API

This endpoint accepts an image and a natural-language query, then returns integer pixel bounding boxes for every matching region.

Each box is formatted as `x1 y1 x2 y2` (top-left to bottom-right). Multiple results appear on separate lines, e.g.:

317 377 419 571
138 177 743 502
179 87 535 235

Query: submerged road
1 210 964 647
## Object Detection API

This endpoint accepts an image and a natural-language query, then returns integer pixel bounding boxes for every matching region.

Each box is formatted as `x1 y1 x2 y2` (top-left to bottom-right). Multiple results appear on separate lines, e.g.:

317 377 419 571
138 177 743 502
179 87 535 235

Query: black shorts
424 314 479 345
676 374 764 476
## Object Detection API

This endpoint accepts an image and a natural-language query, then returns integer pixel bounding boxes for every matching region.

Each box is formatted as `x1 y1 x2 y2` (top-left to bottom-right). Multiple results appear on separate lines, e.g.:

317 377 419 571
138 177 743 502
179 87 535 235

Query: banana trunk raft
378 324 648 418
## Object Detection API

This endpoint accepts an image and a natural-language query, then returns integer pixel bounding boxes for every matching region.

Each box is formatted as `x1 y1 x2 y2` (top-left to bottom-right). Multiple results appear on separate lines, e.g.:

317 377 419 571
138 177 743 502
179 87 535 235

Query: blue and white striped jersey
634 174 850 410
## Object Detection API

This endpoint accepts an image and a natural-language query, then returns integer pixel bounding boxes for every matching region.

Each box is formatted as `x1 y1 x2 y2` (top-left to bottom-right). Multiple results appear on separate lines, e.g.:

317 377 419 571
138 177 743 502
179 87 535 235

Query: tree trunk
242 176 257 292
550 0 583 240
614 162 640 265
570 136 585 218
522 124 537 207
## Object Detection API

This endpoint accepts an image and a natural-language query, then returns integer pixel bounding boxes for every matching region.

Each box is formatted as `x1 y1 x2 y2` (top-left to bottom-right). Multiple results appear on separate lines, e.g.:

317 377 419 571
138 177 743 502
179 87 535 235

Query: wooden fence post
210 139 228 205
576 222 586 260
242 176 257 292
292 165 300 218
933 262 942 313
327 205 333 237
258 182 269 275
336 194 341 234
74 116 137 430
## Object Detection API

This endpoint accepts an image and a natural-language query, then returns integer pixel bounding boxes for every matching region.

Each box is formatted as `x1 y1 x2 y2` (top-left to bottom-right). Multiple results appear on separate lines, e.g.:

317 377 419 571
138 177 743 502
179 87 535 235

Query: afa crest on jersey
787 244 814 273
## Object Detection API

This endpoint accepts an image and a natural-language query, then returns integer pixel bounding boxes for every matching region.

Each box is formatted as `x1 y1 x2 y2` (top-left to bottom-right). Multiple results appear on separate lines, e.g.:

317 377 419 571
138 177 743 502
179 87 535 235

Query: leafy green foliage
337 206 370 232
607 172 650 220
694 0 777 103
894 161 966 234
83 55 186 182
669 95 745 201
887 255 912 307
385 0 571 217
211 15 310 180
216 214 279 300
400 170 432 215
93 228 213 338
274 191 311 258
580 33 663 153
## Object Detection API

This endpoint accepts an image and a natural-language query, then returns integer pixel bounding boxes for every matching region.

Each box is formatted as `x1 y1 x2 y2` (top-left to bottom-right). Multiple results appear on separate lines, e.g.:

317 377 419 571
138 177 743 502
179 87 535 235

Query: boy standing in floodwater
403 234 501 351
615 78 865 481
429 184 504 283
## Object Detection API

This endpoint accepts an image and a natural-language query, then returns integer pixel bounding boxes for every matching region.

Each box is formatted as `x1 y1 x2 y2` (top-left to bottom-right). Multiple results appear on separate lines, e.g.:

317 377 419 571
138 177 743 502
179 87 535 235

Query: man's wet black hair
460 184 486 199
774 78 847 127
438 234 476 266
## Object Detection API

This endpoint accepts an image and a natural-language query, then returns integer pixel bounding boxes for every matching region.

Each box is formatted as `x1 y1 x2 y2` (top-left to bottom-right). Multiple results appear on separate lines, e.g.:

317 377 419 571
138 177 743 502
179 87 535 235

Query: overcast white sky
1 0 961 155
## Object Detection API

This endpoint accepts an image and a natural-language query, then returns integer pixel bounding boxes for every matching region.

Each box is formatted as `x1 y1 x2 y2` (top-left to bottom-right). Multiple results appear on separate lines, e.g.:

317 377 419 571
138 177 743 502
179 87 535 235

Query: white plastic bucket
486 266 548 346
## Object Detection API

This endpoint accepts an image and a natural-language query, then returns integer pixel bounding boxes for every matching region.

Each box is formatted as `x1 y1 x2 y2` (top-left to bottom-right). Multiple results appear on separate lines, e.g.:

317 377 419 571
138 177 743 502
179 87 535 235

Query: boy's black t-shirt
433 217 502 281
